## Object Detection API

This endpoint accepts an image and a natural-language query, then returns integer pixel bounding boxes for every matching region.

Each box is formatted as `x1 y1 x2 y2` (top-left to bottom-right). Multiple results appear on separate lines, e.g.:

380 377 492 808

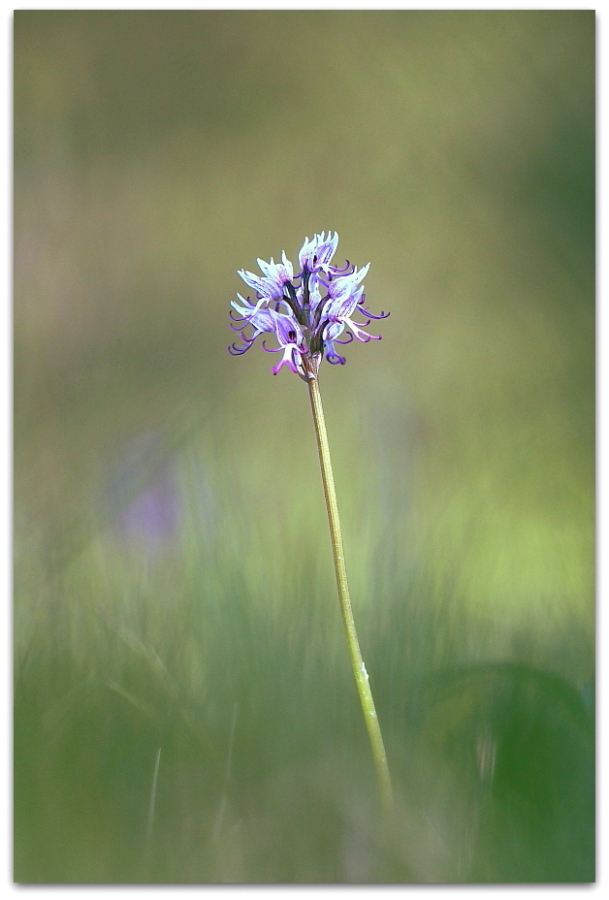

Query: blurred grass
14 10 594 882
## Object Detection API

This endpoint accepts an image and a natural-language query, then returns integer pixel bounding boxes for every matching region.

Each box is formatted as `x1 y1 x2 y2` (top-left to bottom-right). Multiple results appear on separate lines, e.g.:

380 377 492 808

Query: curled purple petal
228 341 253 356
357 301 390 320
334 331 354 346
326 345 347 365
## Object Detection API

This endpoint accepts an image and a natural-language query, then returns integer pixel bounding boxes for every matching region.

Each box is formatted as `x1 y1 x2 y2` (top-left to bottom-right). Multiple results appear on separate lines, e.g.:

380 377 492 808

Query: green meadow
14 10 594 882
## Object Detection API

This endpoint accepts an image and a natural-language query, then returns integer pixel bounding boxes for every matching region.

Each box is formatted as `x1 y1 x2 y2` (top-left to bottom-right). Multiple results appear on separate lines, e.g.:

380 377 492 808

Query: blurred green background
14 10 594 883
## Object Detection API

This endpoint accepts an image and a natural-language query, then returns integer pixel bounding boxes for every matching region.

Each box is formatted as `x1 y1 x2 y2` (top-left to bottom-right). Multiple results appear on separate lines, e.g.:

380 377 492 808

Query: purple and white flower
228 232 389 378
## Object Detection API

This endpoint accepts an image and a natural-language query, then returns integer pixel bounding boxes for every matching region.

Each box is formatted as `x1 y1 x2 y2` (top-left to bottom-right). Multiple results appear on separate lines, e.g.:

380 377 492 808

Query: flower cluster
228 232 389 378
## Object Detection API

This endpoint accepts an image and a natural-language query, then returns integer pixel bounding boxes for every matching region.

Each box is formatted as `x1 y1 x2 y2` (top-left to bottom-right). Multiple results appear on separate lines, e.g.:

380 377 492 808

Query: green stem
305 362 394 827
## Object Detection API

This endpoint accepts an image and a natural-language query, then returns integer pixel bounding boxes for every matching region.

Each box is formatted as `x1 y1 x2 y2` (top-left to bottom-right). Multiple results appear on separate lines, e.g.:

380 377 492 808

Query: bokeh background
14 9 594 883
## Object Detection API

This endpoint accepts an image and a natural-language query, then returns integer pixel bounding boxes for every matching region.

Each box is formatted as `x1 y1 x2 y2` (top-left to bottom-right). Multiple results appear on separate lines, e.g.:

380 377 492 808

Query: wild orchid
229 231 389 377
228 233 394 833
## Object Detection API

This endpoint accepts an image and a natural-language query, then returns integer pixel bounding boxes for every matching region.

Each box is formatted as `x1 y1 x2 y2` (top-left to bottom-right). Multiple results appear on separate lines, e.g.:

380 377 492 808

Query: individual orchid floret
238 250 294 303
262 311 308 376
228 300 282 356
320 262 369 308
228 233 389 377
299 231 339 274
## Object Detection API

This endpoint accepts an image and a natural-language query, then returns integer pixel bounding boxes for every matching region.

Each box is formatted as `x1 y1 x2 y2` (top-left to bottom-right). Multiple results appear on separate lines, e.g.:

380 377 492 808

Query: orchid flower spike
228 232 389 378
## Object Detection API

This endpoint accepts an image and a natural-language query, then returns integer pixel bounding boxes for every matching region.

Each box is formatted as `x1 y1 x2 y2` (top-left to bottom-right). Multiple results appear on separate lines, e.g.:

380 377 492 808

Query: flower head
228 232 389 378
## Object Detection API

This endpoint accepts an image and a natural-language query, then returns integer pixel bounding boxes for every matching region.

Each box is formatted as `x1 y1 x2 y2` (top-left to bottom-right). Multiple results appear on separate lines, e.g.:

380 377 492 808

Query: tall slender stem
305 363 394 826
